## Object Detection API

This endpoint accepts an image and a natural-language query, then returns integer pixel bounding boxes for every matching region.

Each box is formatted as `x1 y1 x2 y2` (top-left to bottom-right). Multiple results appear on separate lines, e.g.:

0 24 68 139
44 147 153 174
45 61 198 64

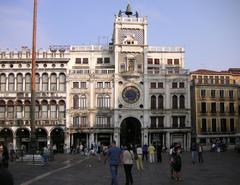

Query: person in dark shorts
172 148 182 181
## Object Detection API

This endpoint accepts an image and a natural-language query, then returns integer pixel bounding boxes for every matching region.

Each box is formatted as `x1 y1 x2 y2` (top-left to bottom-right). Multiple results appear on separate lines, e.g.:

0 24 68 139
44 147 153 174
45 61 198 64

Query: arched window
158 95 164 109
79 95 86 109
151 95 156 109
17 73 23 91
59 73 66 91
35 73 40 91
41 100 48 118
8 74 15 91
42 73 48 91
50 73 57 91
25 73 31 92
35 101 39 118
0 100 5 118
0 74 6 92
59 100 65 119
24 100 30 118
172 95 178 109
7 100 14 118
104 94 110 108
50 100 57 118
16 100 23 118
179 95 185 109
73 95 79 109
97 94 103 108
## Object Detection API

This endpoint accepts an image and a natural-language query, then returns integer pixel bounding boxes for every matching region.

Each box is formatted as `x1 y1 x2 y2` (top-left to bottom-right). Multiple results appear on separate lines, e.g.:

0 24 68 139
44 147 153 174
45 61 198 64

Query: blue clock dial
122 86 140 104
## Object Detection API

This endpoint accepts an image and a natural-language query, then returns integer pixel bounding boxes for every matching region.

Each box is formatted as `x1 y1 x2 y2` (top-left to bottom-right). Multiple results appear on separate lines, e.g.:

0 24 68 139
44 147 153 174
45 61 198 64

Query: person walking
42 146 49 166
0 160 14 185
122 144 134 185
191 142 197 164
156 144 162 163
169 145 175 179
106 140 122 185
142 144 148 161
172 148 182 181
0 143 9 168
148 144 155 163
136 145 144 171
198 144 204 163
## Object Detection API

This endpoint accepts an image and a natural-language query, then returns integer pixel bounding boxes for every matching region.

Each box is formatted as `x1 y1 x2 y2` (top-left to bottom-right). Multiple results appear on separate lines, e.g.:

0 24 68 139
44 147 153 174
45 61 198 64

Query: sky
0 0 239 71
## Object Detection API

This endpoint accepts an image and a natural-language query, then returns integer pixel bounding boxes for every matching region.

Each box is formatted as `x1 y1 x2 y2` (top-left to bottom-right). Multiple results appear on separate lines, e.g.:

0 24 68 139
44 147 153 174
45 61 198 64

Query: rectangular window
220 90 224 98
150 117 157 128
220 102 225 113
230 118 234 132
158 117 164 128
204 76 208 84
154 59 160 64
167 59 173 65
209 76 214 84
82 58 88 64
211 90 216 98
226 76 230 84
148 58 153 64
172 116 178 128
80 82 87 89
179 116 185 127
172 82 177 88
201 119 207 132
73 82 79 88
97 58 103 64
104 57 110 64
97 82 103 88
179 82 184 88
212 119 216 132
220 76 224 84
201 102 206 113
105 82 111 88
76 58 81 64
174 59 179 65
220 119 227 132
158 82 163 88
200 89 206 98
211 102 216 113
229 103 234 113
198 76 202 83
229 90 234 99
215 76 219 84
150 82 157 89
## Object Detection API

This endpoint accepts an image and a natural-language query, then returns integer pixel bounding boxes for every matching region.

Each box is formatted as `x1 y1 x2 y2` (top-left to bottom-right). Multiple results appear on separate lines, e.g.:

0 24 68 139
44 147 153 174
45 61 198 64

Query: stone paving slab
9 151 240 185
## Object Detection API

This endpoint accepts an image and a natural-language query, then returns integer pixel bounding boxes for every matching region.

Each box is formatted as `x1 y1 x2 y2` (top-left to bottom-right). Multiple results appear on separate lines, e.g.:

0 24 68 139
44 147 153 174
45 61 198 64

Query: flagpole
30 0 37 161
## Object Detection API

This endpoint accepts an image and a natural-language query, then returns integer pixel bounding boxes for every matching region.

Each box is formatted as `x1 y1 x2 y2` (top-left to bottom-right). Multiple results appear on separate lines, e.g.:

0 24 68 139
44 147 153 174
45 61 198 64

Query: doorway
120 117 141 146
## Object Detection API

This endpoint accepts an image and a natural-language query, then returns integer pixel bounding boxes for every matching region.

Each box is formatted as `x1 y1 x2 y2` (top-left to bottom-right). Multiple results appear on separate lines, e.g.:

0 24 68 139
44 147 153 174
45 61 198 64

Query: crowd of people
104 141 183 185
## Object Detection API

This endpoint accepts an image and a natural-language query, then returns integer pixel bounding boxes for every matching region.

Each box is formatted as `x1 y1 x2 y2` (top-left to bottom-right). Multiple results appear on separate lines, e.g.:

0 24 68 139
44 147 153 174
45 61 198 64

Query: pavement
8 150 240 185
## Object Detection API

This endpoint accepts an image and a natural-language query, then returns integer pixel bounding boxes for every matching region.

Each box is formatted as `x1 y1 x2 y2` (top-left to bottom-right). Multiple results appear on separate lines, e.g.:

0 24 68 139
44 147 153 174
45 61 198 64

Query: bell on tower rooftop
125 3 133 17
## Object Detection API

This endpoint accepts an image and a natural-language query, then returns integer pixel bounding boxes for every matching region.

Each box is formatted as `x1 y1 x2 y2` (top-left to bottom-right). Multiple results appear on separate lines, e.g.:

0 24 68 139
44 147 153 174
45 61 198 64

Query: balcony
94 123 113 129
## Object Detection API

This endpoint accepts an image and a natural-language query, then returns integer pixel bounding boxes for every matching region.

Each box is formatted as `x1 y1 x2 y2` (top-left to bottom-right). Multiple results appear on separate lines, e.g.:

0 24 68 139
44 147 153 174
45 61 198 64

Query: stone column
166 132 170 149
143 129 148 145
89 133 94 147
13 136 17 150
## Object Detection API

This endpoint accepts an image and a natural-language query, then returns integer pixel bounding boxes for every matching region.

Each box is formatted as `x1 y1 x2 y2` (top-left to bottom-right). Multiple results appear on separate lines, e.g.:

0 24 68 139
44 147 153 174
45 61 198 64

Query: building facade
0 5 192 152
0 47 68 152
66 5 191 151
190 69 240 149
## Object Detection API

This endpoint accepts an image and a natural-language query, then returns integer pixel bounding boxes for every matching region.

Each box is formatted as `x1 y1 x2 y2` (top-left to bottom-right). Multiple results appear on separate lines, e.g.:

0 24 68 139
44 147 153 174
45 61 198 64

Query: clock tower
112 4 148 146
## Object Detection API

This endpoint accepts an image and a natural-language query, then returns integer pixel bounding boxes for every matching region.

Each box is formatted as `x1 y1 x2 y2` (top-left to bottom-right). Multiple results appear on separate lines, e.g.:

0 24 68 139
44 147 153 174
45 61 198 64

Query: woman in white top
136 145 144 170
122 144 134 185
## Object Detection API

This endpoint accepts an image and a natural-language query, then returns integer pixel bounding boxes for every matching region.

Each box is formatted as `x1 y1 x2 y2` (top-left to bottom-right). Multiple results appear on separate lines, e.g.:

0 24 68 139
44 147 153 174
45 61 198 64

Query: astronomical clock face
122 86 140 104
